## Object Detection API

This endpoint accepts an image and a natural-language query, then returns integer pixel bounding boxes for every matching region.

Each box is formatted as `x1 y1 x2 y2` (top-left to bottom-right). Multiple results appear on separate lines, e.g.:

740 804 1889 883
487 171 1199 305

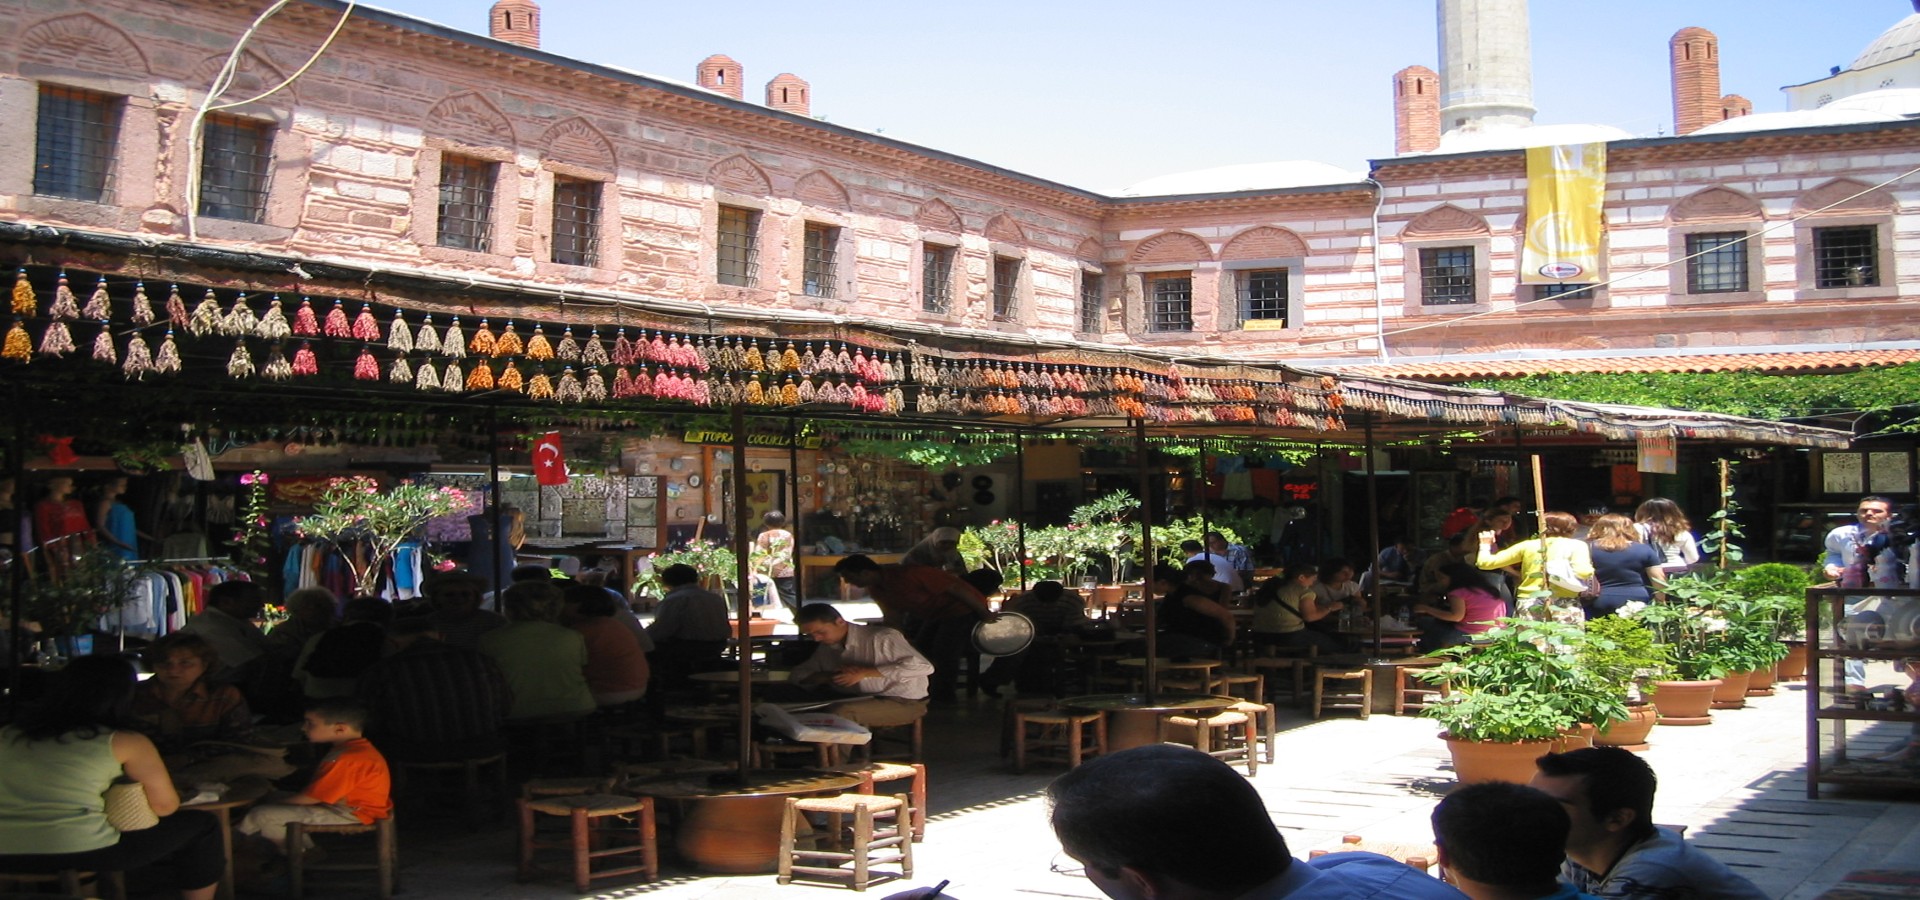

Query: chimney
696 54 744 100
1719 93 1752 121
1437 0 1536 134
489 0 540 49
1393 65 1441 154
766 73 810 116
1670 27 1720 135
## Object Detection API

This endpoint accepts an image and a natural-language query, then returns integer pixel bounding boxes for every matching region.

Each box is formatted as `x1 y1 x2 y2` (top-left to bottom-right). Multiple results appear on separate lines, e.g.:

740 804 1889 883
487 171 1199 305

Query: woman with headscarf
902 526 967 576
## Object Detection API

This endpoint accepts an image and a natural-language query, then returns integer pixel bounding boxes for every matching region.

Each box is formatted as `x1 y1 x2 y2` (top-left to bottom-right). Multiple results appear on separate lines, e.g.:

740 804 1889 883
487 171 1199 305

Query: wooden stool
1394 665 1448 715
287 816 398 900
1213 672 1265 705
778 793 912 891
522 775 615 799
1313 667 1372 720
516 793 658 893
1250 654 1315 707
393 752 508 827
1228 700 1278 763
852 718 923 764
1165 711 1258 775
756 739 835 769
1013 710 1107 773
0 871 124 900
842 762 929 841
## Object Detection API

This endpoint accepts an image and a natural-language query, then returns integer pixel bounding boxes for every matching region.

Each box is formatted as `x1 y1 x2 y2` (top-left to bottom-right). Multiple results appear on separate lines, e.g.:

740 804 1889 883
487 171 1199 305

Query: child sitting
236 697 392 857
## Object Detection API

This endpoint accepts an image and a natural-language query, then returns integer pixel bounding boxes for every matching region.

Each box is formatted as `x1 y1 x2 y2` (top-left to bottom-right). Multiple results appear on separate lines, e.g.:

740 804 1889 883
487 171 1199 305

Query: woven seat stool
393 752 508 828
1213 672 1265 705
288 816 398 900
840 762 928 841
516 793 658 893
1313 667 1372 720
1394 664 1448 715
755 739 835 769
0 870 125 900
1165 711 1258 775
778 793 912 891
1250 653 1315 707
1013 710 1107 773
849 718 923 765
1227 700 1278 763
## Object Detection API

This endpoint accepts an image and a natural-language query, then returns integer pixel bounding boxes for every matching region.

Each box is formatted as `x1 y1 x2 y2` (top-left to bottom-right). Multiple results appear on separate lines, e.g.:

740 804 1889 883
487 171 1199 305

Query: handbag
103 778 159 831
1542 540 1591 596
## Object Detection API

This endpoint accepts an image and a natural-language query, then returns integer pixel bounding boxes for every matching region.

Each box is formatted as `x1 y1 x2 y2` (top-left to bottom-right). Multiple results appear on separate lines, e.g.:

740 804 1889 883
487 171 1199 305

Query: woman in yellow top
1476 511 1594 616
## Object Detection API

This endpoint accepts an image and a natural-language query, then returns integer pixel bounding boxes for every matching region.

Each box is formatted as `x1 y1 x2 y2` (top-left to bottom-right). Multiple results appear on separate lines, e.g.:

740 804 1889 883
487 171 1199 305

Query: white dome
1112 160 1366 197
1827 87 1920 116
1850 13 1920 71
1691 106 1905 136
1422 122 1635 155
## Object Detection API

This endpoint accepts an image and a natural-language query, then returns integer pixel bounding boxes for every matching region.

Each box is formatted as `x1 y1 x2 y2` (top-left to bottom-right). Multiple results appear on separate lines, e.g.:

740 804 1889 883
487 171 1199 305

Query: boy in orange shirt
236 697 391 856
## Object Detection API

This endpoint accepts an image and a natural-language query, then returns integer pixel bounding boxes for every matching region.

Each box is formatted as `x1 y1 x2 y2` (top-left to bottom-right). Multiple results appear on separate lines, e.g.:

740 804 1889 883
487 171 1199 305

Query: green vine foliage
1462 364 1920 429
837 438 1013 469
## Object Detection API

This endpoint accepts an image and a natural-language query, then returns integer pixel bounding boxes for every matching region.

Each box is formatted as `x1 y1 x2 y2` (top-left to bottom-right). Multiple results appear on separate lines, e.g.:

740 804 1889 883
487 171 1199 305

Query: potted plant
294 475 471 597
1581 614 1673 750
1417 618 1619 783
1728 562 1813 686
25 544 138 656
1624 581 1732 726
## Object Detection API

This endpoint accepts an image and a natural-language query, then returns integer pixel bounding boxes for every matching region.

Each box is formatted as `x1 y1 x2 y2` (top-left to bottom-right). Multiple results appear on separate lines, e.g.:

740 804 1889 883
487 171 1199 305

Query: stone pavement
316 630 1919 899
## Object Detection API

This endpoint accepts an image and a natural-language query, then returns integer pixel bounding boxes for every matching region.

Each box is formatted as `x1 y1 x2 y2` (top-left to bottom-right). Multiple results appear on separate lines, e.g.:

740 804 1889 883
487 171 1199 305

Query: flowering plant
1622 577 1736 680
633 541 740 600
295 476 470 596
228 470 274 580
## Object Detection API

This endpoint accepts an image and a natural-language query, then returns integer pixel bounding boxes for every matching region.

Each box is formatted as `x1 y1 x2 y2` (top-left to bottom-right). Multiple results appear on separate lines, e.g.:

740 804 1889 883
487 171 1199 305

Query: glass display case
1805 587 1920 797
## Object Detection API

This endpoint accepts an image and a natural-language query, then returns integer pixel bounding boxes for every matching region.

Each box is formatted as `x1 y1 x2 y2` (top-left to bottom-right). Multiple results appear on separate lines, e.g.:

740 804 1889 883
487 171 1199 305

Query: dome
1849 13 1920 71
1691 106 1905 136
1112 160 1366 197
1423 123 1635 156
1828 87 1920 116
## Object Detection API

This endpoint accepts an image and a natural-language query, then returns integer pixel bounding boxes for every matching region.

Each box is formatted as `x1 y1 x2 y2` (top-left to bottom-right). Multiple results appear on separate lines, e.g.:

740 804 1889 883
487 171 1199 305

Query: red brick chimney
1670 27 1720 135
1719 94 1752 122
697 54 744 100
489 0 540 49
766 73 810 115
1393 65 1441 154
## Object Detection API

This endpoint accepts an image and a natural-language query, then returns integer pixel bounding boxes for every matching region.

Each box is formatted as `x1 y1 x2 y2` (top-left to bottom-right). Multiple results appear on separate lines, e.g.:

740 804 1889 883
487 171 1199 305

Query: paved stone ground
279 617 1920 899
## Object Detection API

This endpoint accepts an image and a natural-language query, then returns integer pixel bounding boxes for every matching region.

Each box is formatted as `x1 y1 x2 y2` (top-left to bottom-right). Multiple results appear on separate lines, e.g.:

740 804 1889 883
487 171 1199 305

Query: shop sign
1637 432 1677 475
684 430 823 449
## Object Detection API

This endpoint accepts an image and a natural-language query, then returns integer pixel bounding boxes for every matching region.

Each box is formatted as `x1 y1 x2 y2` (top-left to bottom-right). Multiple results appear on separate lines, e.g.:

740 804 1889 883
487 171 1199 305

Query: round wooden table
1059 693 1239 751
182 777 272 900
629 769 864 873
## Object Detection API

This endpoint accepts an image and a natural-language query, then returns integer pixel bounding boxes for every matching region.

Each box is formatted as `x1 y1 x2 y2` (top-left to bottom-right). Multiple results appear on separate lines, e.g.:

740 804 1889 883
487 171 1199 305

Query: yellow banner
1521 142 1607 284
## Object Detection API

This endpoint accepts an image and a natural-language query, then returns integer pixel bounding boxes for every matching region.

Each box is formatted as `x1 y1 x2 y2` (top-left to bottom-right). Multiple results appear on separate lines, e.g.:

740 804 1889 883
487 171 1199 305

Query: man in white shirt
789 603 932 727
1182 539 1242 594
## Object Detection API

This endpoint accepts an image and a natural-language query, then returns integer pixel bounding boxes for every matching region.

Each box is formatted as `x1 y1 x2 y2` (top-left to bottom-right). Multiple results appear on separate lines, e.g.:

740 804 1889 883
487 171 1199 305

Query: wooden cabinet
1805 586 1920 797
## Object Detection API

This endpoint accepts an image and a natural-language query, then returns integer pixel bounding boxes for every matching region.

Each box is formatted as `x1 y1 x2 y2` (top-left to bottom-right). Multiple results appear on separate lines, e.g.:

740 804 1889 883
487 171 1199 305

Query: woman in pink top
1412 563 1508 652
563 585 649 706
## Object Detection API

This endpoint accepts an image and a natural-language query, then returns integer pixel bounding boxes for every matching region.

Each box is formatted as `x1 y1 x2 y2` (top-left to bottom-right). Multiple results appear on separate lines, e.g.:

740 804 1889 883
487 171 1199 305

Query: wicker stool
1250 653 1316 707
851 718 923 765
778 793 912 891
1228 700 1278 763
1313 667 1373 720
1164 711 1258 775
0 871 124 900
756 740 835 769
1013 710 1107 773
1394 664 1448 715
1213 672 1265 705
287 816 398 900
516 793 658 893
393 752 508 827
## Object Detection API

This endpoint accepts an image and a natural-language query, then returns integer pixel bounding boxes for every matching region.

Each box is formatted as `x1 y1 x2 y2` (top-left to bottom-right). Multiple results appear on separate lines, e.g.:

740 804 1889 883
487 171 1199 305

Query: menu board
1822 453 1864 496
1869 451 1912 494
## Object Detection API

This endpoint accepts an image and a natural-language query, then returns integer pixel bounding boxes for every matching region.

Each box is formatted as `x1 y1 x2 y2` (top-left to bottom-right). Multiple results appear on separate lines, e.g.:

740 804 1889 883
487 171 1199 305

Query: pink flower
432 559 456 572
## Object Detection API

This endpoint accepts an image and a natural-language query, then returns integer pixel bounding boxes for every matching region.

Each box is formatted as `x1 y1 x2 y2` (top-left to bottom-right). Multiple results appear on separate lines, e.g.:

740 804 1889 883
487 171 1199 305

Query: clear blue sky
361 1 1901 192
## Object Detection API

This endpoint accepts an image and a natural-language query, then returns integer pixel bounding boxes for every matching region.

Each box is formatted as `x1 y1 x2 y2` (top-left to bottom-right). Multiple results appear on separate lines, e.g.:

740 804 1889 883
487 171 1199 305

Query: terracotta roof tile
1336 350 1920 381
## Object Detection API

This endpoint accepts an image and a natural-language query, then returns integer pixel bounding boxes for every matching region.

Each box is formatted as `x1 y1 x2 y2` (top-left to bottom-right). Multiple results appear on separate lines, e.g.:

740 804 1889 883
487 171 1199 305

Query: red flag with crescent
533 431 569 486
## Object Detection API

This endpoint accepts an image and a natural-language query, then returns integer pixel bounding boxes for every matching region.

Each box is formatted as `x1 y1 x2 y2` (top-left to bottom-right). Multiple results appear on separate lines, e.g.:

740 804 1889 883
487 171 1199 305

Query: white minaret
1437 0 1536 134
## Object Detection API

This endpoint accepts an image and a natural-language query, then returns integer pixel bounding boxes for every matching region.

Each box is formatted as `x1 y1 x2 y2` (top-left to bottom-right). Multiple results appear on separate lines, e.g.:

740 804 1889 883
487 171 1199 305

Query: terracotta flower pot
1712 670 1755 709
1745 663 1778 697
1650 679 1721 726
1442 733 1560 785
1595 704 1657 751
1776 641 1808 681
1551 723 1597 754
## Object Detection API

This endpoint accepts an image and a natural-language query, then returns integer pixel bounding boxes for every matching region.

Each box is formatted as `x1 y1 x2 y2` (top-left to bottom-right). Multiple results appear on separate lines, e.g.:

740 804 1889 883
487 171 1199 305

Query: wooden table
182 777 272 900
798 552 903 603
1059 693 1239 751
629 769 863 873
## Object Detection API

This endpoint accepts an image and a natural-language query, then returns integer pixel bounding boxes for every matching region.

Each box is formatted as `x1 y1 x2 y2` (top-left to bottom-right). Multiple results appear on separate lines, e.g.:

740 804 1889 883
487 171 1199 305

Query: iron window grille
197 114 273 223
1147 274 1193 332
437 154 496 252
992 257 1021 322
1685 232 1748 293
550 176 601 267
803 223 839 298
1239 268 1289 323
1079 272 1104 333
716 205 759 286
1813 225 1878 288
1532 283 1595 302
922 244 954 314
1419 247 1476 305
35 85 121 202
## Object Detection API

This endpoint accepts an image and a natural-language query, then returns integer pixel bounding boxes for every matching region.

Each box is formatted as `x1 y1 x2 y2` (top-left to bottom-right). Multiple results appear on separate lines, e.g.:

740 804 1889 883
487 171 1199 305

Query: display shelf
1805 586 1920 798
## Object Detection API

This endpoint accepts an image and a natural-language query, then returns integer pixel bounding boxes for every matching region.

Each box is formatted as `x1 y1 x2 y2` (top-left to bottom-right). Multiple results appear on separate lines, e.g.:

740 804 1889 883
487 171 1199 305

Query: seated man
646 563 732 688
1049 744 1464 899
788 603 933 728
1433 782 1593 900
357 617 511 763
980 580 1089 694
1531 747 1767 900
834 554 993 704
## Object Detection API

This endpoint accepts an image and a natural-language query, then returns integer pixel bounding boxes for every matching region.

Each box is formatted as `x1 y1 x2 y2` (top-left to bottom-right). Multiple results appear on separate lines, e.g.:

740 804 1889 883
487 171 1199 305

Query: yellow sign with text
1521 143 1607 285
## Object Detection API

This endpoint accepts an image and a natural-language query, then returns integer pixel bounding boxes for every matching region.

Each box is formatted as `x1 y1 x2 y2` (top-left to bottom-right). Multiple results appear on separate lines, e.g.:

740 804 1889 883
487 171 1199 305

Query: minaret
697 55 745 100
489 0 539 49
1670 27 1720 135
1437 0 1536 134
766 74 810 115
1393 65 1442 154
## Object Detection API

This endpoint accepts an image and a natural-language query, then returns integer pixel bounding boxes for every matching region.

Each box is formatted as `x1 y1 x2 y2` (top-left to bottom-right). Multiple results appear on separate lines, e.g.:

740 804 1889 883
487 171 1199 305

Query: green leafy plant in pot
1730 562 1814 679
25 544 139 650
1581 614 1672 749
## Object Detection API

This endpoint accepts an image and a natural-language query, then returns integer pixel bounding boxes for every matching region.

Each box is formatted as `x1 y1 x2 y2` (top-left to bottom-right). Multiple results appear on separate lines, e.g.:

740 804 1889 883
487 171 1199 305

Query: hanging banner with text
1637 432 1677 475
1521 142 1607 285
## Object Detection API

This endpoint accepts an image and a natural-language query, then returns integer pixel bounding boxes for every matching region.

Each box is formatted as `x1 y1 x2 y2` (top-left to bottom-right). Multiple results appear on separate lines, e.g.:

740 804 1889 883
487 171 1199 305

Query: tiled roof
1336 350 1920 381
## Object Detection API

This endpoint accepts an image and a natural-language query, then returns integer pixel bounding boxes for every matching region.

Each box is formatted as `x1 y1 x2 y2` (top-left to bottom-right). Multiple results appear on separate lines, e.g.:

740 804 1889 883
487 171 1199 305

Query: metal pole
1197 439 1209 556
732 405 754 775
1511 424 1532 536
486 404 503 608
787 416 801 603
6 380 25 718
1014 437 1027 590
1364 413 1385 662
1136 419 1158 697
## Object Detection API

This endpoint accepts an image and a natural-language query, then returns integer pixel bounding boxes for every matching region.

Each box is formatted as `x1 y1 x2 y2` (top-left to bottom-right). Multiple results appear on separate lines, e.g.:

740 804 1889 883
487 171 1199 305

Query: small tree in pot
1418 618 1624 782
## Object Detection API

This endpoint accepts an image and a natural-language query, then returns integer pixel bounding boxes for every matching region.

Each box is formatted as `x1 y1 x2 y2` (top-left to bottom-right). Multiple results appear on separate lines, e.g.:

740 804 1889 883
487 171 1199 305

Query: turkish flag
533 431 569 486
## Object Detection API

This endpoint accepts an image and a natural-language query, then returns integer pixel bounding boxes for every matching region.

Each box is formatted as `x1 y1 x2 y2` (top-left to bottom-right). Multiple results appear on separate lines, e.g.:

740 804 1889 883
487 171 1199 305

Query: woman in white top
1634 498 1701 576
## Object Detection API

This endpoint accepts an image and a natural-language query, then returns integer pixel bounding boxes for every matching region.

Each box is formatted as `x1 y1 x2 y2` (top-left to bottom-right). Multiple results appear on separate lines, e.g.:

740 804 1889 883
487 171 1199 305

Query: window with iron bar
1147 273 1193 332
437 154 496 252
550 176 601 267
1079 271 1104 333
1238 268 1289 323
1813 225 1878 288
923 244 954 314
1685 232 1747 293
803 223 839 298
716 205 759 286
35 85 122 203
1531 283 1595 302
1419 247 1476 305
198 114 273 223
992 256 1021 321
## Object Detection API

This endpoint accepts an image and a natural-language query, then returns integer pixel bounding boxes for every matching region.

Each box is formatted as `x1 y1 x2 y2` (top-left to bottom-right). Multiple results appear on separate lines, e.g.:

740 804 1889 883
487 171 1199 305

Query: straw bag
103 778 158 831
